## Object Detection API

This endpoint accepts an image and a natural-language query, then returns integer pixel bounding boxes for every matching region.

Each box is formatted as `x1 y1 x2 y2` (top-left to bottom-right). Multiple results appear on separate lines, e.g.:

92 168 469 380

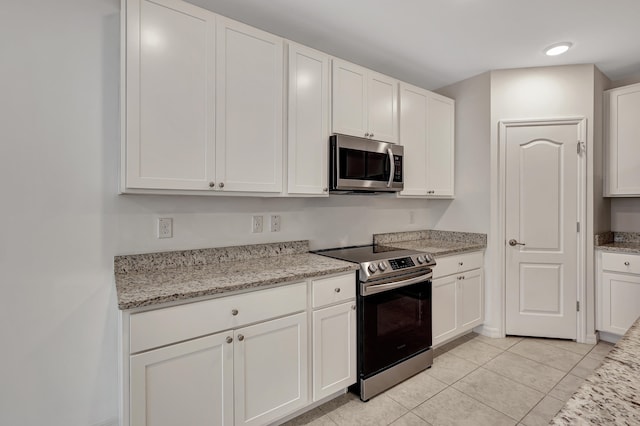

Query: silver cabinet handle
226 336 233 344
386 148 395 188
237 334 244 341
219 182 224 188
323 187 328 192
509 239 525 246
231 309 238 316
625 261 630 266
209 182 215 188
335 288 341 293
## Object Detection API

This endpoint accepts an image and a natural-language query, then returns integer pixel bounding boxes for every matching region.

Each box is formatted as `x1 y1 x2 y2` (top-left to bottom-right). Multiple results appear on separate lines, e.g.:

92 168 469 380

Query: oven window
360 281 432 377
339 148 390 181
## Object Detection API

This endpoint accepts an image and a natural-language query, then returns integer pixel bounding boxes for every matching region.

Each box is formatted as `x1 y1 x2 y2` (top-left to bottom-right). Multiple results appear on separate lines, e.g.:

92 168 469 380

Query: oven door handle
386 148 395 188
361 273 432 296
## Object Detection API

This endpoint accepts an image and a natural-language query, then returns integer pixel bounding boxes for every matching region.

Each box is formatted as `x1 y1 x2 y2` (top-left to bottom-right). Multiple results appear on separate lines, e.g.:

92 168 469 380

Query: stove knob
417 255 426 264
368 263 378 274
378 262 387 271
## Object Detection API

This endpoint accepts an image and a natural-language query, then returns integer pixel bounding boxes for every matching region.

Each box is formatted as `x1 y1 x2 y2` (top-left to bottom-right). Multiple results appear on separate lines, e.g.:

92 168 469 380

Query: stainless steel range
314 244 436 401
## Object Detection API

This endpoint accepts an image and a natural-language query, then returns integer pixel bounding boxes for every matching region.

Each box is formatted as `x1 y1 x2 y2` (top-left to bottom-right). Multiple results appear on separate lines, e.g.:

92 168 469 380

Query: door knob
509 239 526 246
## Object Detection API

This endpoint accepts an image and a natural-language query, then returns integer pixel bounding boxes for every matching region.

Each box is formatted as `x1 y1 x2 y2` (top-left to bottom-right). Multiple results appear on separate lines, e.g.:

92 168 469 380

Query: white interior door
504 120 583 339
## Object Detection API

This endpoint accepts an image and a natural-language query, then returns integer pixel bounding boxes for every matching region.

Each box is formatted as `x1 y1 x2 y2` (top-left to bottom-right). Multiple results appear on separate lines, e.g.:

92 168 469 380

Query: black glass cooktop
313 244 426 264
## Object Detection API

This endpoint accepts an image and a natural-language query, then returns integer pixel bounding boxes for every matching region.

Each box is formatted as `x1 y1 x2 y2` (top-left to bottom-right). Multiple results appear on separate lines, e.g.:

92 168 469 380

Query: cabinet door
398 83 428 196
605 84 640 196
367 72 398 143
332 59 368 138
459 268 483 330
600 272 640 335
234 312 308 426
287 43 330 195
312 302 356 401
426 93 455 198
130 332 233 426
216 17 283 193
125 0 216 190
432 275 458 346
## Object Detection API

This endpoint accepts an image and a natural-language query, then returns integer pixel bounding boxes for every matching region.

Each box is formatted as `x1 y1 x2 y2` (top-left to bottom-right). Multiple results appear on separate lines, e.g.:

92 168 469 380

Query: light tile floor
281 333 614 426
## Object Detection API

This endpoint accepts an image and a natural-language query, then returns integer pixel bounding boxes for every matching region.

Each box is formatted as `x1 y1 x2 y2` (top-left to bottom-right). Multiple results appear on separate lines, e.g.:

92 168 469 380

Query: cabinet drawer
312 273 356 308
602 252 640 275
432 251 483 279
130 282 307 353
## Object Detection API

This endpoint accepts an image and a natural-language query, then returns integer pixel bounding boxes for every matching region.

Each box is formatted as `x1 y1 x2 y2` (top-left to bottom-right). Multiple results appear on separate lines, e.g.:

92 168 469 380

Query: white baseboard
93 417 118 426
585 332 599 345
598 331 621 344
475 324 502 338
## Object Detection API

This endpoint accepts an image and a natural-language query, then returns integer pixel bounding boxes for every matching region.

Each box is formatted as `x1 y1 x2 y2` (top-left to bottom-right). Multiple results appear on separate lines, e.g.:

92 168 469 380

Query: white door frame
497 117 587 343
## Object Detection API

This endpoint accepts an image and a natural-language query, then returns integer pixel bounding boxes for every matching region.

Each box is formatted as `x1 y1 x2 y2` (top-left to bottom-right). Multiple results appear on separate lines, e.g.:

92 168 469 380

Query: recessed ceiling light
544 42 573 56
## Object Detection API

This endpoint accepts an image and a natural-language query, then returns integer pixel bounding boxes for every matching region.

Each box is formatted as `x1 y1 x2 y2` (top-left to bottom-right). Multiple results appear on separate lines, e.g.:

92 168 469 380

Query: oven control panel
389 257 415 270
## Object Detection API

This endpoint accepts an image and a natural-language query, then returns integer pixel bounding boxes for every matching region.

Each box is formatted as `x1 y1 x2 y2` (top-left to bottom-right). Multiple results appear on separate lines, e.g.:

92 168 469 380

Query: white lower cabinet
123 272 357 426
311 273 357 401
597 251 640 336
431 251 484 346
234 313 308 426
130 331 233 426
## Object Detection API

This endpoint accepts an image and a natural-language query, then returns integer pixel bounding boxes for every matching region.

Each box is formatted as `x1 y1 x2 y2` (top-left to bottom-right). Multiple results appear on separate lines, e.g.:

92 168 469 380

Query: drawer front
312 273 356 308
130 282 307 353
602 252 640 275
432 251 483 279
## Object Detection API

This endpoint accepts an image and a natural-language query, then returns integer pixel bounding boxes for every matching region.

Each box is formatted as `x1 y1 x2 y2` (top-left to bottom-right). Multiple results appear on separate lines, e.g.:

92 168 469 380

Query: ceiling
187 0 640 90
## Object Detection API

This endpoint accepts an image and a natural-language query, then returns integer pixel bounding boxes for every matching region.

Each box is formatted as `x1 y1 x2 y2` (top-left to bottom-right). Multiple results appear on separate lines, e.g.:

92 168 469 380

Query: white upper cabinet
398 83 455 198
287 42 330 196
332 59 398 143
124 0 216 191
216 17 284 193
122 0 284 194
604 83 640 196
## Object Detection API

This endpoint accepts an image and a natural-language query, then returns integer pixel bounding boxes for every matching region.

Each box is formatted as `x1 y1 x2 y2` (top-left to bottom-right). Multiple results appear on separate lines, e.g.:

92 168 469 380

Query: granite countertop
374 230 487 257
551 317 640 424
114 241 357 310
595 231 640 254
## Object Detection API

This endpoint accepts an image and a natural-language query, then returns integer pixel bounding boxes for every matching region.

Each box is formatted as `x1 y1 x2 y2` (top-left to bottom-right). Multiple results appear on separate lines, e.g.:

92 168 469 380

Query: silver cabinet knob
209 181 215 188
226 336 233 344
459 262 463 266
509 239 526 246
369 133 374 138
219 182 224 188
625 261 630 266
231 309 238 316
335 288 341 293
365 132 370 137
351 305 356 310
237 334 244 341
323 188 328 192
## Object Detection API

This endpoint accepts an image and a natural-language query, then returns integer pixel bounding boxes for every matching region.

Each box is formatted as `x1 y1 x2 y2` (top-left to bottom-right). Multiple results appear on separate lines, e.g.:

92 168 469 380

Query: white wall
0 1 432 425
432 72 491 233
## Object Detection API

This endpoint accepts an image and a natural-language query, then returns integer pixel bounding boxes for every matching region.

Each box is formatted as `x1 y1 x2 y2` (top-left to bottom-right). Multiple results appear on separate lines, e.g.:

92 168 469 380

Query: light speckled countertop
115 241 357 310
595 231 640 254
374 230 487 257
551 317 640 425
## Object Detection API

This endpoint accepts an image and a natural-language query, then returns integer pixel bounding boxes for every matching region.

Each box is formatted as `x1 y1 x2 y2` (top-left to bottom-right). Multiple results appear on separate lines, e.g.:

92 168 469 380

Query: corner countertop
551 316 640 424
595 231 640 254
374 230 487 257
114 241 357 310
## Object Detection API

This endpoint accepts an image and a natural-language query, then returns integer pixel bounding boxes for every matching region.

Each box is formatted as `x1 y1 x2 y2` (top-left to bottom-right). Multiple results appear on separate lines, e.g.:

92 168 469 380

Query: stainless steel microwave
329 134 404 193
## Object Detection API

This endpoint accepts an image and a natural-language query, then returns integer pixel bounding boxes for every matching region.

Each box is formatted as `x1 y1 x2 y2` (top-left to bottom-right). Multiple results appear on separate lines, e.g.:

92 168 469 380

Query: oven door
359 275 432 378
330 134 403 192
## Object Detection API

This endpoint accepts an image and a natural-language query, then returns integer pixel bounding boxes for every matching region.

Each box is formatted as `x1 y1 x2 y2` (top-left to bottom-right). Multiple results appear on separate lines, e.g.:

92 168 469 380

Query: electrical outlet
252 215 263 233
270 215 281 232
158 218 173 239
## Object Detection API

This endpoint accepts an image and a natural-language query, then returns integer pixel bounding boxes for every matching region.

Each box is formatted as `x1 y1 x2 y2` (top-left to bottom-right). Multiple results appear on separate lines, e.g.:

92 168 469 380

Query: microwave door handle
386 148 394 188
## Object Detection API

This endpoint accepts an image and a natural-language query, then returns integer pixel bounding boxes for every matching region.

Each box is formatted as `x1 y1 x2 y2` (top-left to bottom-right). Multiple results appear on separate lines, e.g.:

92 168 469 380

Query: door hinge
577 222 580 232
576 301 580 312
577 141 585 154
